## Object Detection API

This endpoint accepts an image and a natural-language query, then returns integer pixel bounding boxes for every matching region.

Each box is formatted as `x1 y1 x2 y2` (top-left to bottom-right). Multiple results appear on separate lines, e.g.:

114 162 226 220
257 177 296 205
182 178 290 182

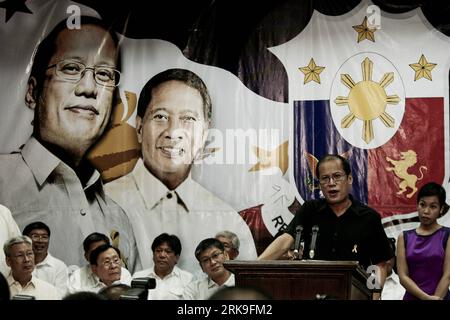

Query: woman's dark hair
417 182 449 216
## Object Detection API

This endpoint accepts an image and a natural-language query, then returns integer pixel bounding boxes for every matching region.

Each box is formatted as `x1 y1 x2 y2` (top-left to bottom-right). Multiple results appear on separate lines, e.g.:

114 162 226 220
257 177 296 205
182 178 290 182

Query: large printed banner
0 0 449 274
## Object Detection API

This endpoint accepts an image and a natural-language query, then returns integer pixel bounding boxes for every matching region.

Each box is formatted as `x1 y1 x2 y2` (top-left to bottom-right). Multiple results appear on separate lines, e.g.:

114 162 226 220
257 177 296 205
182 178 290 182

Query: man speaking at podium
258 154 393 299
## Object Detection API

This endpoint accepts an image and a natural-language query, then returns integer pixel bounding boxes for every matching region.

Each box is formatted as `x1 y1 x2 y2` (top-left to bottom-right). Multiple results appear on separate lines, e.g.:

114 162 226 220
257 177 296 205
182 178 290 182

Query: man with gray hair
4 236 59 299
215 230 240 260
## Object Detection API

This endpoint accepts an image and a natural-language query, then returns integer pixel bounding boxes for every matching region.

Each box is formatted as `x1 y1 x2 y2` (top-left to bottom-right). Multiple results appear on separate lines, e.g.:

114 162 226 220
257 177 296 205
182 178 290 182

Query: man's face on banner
32 24 117 154
137 80 208 185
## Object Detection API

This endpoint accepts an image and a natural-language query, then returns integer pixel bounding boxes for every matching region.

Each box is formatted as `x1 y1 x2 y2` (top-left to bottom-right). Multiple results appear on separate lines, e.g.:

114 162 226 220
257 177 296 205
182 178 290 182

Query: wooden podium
224 260 371 300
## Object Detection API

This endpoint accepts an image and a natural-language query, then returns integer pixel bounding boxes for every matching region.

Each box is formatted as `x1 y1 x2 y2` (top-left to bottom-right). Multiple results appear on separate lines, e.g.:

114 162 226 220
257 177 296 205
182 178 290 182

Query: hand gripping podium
223 260 371 300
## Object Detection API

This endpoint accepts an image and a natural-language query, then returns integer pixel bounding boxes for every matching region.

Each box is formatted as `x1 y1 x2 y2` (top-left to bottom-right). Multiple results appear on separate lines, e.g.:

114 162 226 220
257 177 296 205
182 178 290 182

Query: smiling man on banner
105 68 257 274
0 16 139 271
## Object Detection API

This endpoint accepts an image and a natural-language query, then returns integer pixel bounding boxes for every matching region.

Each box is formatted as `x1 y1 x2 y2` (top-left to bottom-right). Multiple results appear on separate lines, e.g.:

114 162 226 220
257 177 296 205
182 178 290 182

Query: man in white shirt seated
133 233 193 299
183 238 234 300
381 237 405 300
4 235 59 300
22 221 68 296
0 204 20 277
67 232 131 294
86 244 131 292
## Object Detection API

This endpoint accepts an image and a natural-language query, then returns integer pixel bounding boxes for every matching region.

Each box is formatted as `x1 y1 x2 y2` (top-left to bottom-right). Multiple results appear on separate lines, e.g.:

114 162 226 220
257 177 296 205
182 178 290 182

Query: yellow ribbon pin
352 244 358 253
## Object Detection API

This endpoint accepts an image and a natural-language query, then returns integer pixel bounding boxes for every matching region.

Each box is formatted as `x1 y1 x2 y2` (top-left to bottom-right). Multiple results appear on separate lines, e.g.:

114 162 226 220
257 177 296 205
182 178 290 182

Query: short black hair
316 154 351 178
83 232 110 254
89 244 120 266
194 238 224 261
136 68 212 121
151 233 182 256
22 221 51 237
30 15 121 97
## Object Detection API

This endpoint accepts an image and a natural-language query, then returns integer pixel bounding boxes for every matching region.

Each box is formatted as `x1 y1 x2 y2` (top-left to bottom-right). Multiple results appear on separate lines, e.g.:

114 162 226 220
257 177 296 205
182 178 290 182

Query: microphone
309 225 319 259
293 225 303 260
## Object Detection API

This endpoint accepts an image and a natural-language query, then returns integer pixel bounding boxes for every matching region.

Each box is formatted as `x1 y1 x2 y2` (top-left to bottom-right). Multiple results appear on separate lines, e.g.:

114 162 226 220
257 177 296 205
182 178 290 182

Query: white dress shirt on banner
105 159 257 275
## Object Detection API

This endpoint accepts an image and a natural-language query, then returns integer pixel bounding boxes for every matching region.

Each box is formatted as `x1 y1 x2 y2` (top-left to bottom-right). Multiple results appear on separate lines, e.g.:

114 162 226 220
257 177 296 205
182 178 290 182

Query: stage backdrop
1 0 449 270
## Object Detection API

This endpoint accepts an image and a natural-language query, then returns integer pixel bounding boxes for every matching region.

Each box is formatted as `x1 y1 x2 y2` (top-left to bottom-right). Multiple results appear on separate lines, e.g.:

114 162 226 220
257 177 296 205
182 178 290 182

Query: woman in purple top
397 182 450 300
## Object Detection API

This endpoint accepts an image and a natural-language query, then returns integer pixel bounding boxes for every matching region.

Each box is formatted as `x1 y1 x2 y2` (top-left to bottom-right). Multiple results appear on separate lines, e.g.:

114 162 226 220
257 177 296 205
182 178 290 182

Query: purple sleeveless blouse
403 227 449 300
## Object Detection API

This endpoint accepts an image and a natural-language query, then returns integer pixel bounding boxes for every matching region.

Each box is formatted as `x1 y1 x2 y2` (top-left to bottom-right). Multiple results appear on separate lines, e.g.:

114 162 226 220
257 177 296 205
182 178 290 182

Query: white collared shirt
7 272 60 300
67 264 132 294
381 270 406 300
183 273 235 300
133 265 193 300
0 204 20 276
33 253 69 296
0 137 140 272
105 159 257 275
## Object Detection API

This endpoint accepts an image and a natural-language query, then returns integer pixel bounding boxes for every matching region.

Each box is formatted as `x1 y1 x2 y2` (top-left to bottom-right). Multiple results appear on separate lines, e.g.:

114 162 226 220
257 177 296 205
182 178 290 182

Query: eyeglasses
319 172 347 185
199 251 224 265
30 234 49 242
47 59 121 88
100 256 121 268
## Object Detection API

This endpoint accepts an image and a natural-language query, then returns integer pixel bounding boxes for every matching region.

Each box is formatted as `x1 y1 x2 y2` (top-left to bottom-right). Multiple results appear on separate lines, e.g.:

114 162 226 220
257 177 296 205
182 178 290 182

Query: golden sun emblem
334 57 400 144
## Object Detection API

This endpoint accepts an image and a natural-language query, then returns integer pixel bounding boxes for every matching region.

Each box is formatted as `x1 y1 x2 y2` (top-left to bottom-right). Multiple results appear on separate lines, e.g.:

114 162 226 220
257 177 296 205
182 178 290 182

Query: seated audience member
133 233 193 299
86 244 130 292
68 232 131 293
215 231 240 260
22 221 68 295
0 272 10 300
183 238 234 300
63 291 107 300
209 285 272 300
381 238 405 300
4 236 59 300
0 204 21 276
98 283 131 300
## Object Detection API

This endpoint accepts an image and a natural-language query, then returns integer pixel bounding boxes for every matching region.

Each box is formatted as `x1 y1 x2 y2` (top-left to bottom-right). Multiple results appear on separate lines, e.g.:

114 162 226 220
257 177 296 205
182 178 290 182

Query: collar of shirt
207 273 235 289
6 271 37 290
21 137 104 195
317 194 366 217
386 270 401 285
133 159 192 211
35 253 55 268
139 265 181 280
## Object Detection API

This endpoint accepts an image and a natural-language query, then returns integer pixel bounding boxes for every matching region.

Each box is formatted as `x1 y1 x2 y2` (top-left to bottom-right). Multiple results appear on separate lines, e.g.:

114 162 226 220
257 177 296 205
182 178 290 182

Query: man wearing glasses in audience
0 16 139 272
22 221 68 296
258 154 394 300
85 244 130 292
183 238 234 300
